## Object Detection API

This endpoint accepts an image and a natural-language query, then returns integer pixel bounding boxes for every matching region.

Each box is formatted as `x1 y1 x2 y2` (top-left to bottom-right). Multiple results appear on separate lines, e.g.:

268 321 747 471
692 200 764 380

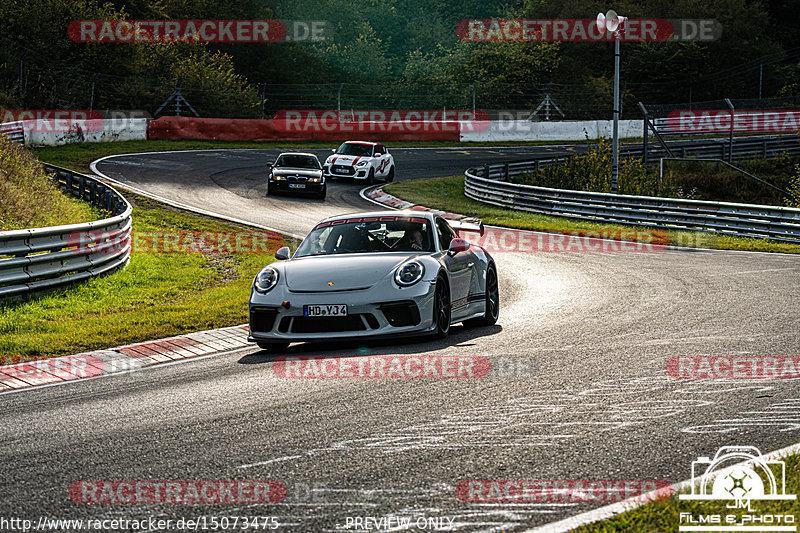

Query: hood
272 168 322 178
283 253 418 292
327 155 368 166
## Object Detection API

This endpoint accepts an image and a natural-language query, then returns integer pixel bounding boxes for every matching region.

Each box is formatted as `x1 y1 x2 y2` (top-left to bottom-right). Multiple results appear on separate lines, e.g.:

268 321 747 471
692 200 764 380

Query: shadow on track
237 324 503 365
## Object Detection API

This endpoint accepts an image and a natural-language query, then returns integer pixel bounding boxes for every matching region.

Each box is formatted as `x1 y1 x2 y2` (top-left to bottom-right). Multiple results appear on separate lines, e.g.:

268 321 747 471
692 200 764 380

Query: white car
323 141 395 184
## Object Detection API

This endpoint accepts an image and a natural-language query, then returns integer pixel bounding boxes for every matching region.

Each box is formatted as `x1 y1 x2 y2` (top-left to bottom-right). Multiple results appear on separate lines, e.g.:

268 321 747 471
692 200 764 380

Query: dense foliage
511 141 799 205
0 0 798 117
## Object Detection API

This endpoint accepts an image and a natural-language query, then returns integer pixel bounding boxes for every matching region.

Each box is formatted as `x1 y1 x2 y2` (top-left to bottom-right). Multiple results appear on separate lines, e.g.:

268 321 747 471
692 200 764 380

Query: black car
267 152 326 199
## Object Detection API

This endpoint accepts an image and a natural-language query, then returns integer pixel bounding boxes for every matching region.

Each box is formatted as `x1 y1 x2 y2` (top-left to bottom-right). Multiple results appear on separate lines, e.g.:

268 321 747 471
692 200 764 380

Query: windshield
274 154 321 169
295 217 435 257
336 143 373 157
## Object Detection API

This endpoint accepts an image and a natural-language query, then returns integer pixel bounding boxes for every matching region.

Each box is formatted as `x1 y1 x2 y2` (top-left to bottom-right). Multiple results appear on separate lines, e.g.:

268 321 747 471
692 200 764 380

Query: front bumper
324 165 368 179
248 280 436 344
268 179 325 194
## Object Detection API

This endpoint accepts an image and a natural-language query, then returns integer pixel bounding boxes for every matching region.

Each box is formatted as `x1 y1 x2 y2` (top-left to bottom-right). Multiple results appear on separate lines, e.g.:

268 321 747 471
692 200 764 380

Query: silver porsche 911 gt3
247 211 499 352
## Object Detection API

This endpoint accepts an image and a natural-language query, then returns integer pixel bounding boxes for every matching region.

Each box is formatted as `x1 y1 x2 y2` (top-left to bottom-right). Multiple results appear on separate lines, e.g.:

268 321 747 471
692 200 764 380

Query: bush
512 140 670 196
786 164 800 208
512 141 797 205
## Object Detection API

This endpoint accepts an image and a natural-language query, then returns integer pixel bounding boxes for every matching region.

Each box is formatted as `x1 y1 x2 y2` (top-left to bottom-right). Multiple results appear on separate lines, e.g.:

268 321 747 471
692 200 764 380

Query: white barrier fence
459 119 643 142
1 118 148 147
24 118 149 146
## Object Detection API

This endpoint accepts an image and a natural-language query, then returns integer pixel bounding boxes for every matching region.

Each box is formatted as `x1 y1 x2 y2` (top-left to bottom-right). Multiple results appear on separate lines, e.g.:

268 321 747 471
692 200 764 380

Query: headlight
272 174 286 181
355 160 369 167
394 261 424 287
254 267 279 293
308 176 322 183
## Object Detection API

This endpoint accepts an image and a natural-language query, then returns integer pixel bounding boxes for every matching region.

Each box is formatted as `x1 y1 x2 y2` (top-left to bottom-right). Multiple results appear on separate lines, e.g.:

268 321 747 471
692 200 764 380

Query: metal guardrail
636 135 800 163
0 121 25 145
464 169 800 243
481 135 800 182
0 165 132 298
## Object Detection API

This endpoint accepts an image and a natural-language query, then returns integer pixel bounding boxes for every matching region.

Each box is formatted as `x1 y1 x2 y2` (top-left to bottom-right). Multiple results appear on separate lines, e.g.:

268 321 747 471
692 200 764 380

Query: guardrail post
724 98 734 163
79 176 85 200
638 102 649 167
503 163 509 180
763 140 768 158
483 164 490 178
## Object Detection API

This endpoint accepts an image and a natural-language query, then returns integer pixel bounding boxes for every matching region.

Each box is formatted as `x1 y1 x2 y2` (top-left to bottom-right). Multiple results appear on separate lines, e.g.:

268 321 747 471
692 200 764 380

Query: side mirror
266 161 274 168
275 246 291 260
448 238 470 255
330 148 336 153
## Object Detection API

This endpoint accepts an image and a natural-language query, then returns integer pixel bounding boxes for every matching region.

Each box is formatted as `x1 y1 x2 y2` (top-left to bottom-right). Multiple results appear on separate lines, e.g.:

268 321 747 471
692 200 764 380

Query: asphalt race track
91 146 583 237
1 145 799 532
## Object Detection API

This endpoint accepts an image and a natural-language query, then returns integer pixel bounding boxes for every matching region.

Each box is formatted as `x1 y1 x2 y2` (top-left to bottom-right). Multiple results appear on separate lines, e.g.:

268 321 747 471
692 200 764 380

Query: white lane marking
359 185 399 209
708 267 797 275
238 455 303 468
90 154 304 240
528 440 800 533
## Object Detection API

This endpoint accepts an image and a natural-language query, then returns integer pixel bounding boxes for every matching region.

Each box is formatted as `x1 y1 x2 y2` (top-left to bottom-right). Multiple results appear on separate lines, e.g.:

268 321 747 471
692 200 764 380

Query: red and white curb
0 324 252 394
360 185 470 221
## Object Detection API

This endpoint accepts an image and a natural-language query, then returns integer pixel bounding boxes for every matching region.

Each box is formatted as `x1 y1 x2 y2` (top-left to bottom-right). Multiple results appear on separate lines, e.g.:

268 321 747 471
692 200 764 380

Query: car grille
380 301 421 327
280 314 379 333
287 175 308 183
331 165 354 175
250 307 279 333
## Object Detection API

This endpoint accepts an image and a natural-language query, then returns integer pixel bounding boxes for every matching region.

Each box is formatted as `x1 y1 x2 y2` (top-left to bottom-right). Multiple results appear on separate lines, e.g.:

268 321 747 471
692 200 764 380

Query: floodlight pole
611 33 621 193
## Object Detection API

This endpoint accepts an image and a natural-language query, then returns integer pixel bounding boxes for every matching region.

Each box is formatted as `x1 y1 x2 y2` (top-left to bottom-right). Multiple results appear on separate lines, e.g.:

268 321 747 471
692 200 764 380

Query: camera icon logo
680 446 795 501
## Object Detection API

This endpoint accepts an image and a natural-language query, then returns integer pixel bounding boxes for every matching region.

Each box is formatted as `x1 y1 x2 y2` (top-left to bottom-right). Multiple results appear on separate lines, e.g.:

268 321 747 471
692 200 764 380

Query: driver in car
395 225 424 251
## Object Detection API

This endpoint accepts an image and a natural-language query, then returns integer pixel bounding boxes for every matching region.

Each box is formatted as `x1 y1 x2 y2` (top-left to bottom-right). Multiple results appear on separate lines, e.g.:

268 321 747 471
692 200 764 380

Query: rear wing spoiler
449 219 485 236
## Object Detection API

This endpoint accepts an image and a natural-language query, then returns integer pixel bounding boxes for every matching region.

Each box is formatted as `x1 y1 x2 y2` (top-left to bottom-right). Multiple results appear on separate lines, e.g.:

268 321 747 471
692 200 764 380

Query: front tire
433 276 451 338
386 166 394 182
317 185 327 200
257 342 289 353
367 168 375 185
464 264 499 327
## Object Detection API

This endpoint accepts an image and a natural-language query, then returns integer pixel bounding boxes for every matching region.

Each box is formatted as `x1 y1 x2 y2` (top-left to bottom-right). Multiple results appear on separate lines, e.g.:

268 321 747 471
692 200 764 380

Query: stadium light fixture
597 10 627 192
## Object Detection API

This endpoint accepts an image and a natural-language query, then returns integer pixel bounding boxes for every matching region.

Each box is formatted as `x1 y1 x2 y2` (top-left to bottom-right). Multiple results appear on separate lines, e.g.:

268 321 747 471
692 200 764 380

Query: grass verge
573 451 800 532
0 193 289 363
383 175 800 254
0 135 99 231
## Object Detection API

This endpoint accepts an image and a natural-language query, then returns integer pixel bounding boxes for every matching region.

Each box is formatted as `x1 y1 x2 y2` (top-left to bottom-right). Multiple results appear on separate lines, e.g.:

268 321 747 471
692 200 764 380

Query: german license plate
289 183 306 189
303 304 347 317
335 168 347 174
